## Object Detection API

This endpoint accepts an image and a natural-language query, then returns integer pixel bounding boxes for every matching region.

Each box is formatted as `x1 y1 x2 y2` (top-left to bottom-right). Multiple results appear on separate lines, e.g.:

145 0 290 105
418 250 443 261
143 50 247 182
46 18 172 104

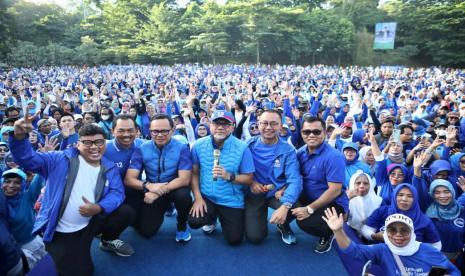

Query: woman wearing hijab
359 146 376 176
362 184 442 250
427 179 465 267
1 168 46 271
341 142 372 188
325 211 459 275
346 171 383 237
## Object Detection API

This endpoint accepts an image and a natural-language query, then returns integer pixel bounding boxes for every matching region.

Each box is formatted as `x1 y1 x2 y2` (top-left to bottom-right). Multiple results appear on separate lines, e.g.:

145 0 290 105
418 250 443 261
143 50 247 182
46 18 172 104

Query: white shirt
56 156 100 233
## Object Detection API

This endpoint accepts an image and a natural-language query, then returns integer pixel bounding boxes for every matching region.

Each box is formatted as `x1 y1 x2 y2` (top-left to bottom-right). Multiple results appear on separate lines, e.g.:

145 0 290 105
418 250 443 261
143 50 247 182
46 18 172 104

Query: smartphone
428 266 447 276
392 129 401 143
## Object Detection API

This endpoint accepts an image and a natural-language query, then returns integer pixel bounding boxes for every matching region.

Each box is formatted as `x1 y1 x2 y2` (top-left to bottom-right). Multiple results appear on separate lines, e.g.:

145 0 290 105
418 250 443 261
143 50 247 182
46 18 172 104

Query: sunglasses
250 125 259 130
459 160 465 164
0 148 9 153
301 129 323 136
449 117 459 120
386 226 410 236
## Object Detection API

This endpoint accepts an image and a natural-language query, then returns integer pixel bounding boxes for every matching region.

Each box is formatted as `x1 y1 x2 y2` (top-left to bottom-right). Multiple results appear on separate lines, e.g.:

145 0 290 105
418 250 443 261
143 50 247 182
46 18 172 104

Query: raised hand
38 136 59 152
14 106 40 140
457 176 465 193
322 207 344 232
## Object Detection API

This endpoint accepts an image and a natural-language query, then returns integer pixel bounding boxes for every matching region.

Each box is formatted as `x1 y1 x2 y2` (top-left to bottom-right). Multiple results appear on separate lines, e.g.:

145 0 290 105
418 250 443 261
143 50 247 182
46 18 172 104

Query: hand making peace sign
13 106 41 140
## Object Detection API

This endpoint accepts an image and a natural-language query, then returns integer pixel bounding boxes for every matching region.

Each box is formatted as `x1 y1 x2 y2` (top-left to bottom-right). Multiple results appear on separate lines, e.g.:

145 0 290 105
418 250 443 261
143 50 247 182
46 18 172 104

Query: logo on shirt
274 159 281 168
454 218 464 228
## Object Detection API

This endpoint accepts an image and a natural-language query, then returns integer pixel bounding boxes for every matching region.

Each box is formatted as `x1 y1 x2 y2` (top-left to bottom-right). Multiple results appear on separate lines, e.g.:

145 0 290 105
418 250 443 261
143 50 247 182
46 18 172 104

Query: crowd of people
1 64 465 275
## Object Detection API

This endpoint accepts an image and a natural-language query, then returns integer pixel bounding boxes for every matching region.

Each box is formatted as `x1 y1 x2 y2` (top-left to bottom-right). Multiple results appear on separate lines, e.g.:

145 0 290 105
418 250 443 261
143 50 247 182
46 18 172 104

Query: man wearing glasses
245 109 302 245
125 114 193 242
292 116 348 254
189 110 254 245
9 109 127 275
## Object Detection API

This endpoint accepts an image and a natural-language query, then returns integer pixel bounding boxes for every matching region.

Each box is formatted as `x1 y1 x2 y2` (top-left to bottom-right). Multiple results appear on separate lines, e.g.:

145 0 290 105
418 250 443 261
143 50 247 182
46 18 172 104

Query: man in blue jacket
246 109 302 245
9 109 128 276
188 110 255 245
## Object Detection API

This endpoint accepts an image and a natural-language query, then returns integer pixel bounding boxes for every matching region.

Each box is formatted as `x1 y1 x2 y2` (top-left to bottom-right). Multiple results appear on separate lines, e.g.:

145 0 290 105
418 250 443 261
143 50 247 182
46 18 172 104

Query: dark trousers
188 197 244 245
245 193 294 244
125 186 192 238
295 197 344 239
46 204 133 276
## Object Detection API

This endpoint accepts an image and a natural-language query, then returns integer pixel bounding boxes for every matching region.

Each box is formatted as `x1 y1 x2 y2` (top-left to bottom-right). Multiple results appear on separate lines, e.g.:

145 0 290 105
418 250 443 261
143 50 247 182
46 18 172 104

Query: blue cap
211 110 235 123
2 168 27 181
342 142 359 152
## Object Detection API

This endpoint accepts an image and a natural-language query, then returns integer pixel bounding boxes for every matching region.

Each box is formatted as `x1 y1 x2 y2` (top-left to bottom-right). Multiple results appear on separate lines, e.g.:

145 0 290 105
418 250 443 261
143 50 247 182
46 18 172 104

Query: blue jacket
9 134 125 242
0 192 22 275
341 242 459 275
193 135 251 208
247 136 302 205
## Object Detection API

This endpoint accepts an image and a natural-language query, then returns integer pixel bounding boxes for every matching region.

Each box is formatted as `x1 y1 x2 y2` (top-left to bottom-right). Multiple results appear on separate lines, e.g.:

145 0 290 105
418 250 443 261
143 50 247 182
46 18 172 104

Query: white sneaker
201 224 216 235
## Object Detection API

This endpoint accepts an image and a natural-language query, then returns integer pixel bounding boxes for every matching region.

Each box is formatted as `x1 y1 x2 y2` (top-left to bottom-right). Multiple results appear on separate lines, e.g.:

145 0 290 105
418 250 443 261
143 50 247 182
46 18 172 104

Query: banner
373 22 397 50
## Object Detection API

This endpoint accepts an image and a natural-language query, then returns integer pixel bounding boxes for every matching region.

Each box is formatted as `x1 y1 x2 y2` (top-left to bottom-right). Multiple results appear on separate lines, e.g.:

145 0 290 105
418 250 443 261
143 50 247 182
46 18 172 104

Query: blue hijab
426 179 462 221
388 183 431 231
194 123 210 139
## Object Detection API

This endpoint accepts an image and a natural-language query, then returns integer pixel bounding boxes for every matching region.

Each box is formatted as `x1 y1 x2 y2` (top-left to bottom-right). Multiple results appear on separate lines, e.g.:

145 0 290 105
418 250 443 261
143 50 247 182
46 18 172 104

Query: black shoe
314 234 334 254
277 224 297 245
100 239 135 257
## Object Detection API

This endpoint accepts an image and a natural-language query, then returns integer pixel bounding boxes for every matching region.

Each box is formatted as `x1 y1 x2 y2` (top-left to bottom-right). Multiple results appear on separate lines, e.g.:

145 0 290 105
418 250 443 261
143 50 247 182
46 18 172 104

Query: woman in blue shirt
324 209 460 276
426 179 465 269
362 183 442 250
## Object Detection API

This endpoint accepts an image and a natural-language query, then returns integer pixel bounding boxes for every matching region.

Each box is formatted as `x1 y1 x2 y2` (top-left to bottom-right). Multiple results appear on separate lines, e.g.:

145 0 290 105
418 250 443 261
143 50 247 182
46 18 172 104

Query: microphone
213 149 221 181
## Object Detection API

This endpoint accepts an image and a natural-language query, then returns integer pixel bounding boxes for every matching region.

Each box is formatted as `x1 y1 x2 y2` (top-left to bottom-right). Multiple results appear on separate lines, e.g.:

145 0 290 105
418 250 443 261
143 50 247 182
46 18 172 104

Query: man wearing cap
188 110 255 245
245 109 302 245
125 114 193 242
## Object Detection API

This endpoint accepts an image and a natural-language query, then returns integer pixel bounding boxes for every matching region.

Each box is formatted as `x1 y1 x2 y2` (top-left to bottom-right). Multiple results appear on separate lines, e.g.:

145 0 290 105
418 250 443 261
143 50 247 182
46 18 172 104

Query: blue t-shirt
431 211 465 253
249 138 278 185
341 242 460 276
297 142 349 212
104 138 144 179
192 146 255 175
366 205 441 244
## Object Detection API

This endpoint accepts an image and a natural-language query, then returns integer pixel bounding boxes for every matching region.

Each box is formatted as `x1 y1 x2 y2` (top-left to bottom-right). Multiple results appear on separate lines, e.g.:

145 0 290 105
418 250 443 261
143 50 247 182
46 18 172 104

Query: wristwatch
229 173 236 182
306 206 314 215
142 181 149 193
283 202 292 209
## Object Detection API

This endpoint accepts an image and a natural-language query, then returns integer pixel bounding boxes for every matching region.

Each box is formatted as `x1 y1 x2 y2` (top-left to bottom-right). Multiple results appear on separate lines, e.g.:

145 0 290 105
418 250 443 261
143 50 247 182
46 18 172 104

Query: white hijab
383 214 421 256
348 171 382 233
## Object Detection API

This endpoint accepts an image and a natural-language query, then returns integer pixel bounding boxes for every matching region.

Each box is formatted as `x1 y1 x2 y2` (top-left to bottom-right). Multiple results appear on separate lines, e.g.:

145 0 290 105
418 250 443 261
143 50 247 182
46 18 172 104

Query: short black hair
260 109 282 121
4 106 20 117
112 114 136 130
78 123 106 138
399 124 414 134
302 116 326 130
151 114 174 128
61 112 74 121
83 111 99 122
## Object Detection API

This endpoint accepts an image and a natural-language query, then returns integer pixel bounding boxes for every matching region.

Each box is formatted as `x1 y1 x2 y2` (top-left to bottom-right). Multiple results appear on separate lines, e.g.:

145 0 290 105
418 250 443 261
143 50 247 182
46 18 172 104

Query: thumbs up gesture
79 196 102 217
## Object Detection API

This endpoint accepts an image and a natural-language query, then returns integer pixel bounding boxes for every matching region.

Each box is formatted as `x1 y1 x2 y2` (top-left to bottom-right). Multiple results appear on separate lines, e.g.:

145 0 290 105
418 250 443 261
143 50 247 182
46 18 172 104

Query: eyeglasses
0 148 9 153
389 173 405 179
80 139 105 147
250 125 259 130
150 129 171 136
259 121 280 128
301 129 323 136
386 226 410 236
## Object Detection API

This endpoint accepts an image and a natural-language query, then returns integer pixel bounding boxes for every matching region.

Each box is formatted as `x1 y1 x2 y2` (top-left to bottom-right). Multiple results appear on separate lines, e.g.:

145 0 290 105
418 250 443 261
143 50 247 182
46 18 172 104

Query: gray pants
244 193 294 244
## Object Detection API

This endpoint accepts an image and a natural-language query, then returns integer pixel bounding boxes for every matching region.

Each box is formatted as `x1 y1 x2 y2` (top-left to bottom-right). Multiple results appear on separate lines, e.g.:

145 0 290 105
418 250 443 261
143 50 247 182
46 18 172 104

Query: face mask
28 108 36 115
101 115 110 121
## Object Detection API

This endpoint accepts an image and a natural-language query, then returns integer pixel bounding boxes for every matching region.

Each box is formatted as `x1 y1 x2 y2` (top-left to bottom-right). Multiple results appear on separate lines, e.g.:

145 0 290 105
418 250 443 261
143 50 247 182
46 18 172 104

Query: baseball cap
73 114 83 121
385 213 414 231
2 168 27 181
211 110 235 124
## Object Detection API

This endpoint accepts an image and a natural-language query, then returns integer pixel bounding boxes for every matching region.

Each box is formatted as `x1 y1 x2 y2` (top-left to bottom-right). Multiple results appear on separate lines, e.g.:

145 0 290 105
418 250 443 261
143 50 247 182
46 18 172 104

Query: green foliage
0 0 464 67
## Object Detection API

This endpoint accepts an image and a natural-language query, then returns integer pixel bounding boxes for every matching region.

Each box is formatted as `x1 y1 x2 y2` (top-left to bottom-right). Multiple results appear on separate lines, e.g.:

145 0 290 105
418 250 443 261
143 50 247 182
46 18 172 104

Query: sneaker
277 224 297 245
100 239 135 257
165 204 177 217
176 225 192 242
314 235 334 254
201 223 216 235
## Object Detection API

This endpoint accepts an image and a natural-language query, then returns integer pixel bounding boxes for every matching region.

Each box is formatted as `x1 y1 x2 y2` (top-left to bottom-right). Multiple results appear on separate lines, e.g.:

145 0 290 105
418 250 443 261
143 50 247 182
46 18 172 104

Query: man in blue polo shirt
188 110 255 245
246 109 302 245
125 114 193 242
292 116 348 254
